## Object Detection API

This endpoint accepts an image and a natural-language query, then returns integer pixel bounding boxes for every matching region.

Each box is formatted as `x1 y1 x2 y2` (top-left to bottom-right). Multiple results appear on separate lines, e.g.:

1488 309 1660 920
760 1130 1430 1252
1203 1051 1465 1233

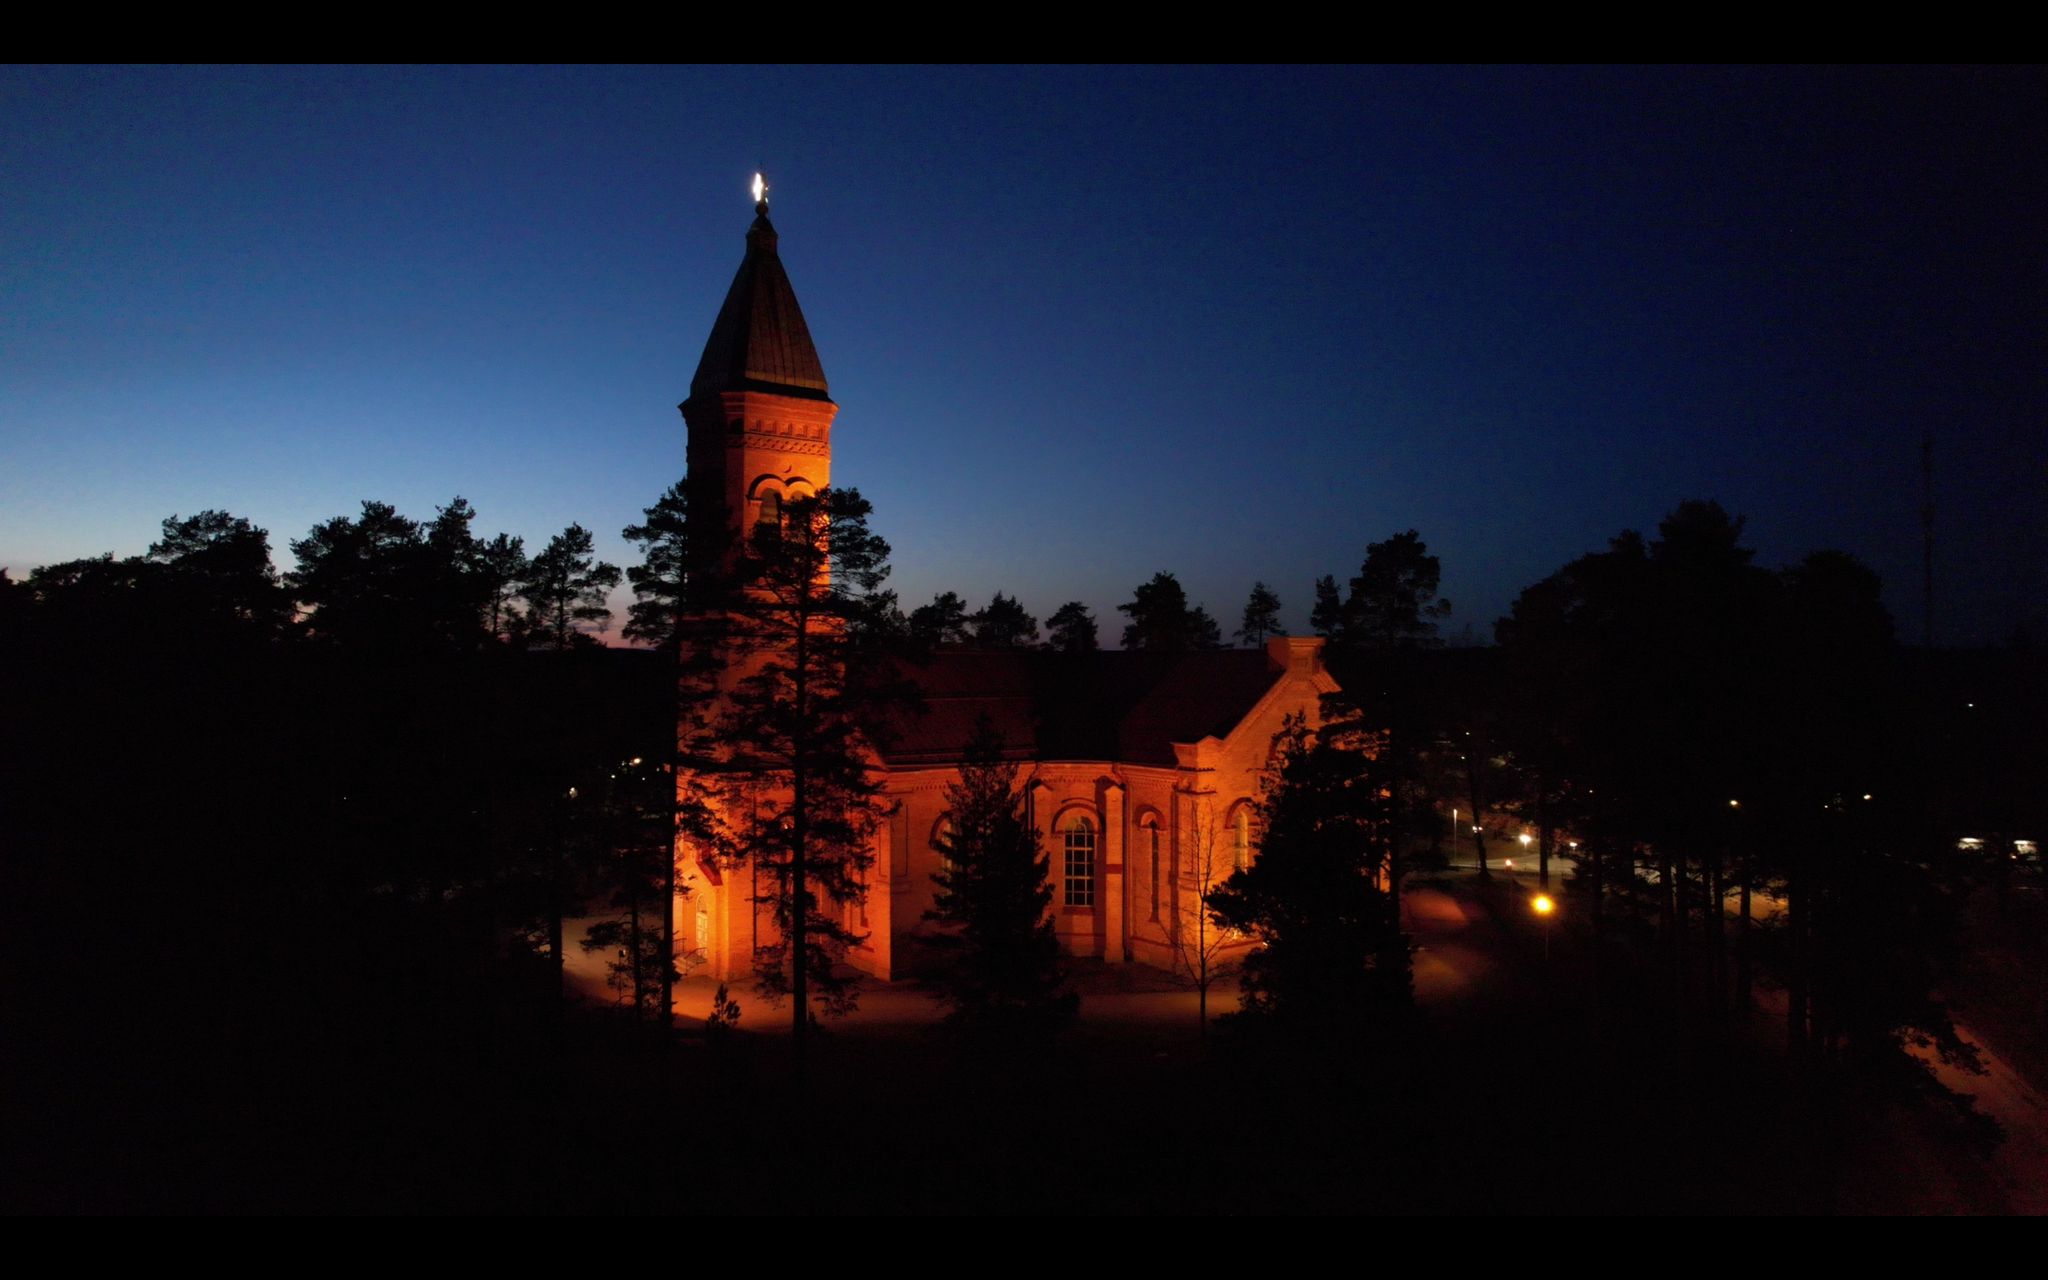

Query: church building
676 193 1338 983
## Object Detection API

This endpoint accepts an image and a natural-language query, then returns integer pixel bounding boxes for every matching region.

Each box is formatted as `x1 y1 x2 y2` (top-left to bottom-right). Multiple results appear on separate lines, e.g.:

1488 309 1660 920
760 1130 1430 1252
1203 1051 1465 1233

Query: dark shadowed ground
9 872 2026 1214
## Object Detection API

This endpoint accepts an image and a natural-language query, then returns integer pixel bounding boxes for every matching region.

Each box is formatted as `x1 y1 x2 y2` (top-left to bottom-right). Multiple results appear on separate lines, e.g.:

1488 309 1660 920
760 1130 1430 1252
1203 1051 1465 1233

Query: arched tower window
756 489 781 528
1231 805 1252 871
1063 816 1096 907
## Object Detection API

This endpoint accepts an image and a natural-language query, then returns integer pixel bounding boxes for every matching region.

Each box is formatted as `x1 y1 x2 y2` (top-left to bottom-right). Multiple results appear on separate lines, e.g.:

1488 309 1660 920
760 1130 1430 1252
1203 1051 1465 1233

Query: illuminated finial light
751 172 767 206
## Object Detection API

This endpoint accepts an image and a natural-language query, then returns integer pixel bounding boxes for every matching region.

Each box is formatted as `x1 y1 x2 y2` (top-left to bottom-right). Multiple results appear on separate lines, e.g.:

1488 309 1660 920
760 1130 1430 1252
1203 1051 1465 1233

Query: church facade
674 198 1338 983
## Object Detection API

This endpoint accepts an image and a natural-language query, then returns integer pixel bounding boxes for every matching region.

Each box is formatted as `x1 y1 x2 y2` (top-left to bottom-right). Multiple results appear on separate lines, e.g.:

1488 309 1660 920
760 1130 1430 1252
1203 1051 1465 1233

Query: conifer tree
683 488 898 1081
147 510 294 634
1313 531 1451 653
287 497 519 648
1117 572 1223 651
908 590 972 648
477 533 529 643
578 755 683 1019
1208 713 1412 1039
1236 581 1285 647
1045 601 1099 652
623 479 729 1028
968 592 1039 649
521 524 621 650
1310 575 1344 638
925 715 1077 1036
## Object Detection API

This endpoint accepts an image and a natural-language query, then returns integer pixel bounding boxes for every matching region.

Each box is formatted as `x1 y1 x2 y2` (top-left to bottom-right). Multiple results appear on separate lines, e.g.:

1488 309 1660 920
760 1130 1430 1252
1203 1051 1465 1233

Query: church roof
877 649 1288 768
689 207 832 403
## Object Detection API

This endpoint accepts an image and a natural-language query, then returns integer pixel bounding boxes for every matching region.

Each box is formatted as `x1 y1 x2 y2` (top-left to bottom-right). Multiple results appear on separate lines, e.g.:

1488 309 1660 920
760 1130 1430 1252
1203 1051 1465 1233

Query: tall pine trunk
1674 849 1691 998
661 619 682 1033
629 873 644 1020
1736 847 1753 1014
549 801 566 1018
1659 846 1678 993
1787 857 1808 1058
1467 752 1488 876
1703 843 1720 1011
790 600 811 1085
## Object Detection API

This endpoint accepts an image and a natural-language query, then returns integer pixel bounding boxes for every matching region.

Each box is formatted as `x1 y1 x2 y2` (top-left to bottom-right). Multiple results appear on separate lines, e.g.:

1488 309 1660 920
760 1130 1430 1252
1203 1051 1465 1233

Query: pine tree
683 488 898 1081
968 592 1039 649
286 497 517 648
1118 572 1223 651
1310 574 1344 638
1314 531 1451 653
623 479 729 1028
908 590 973 648
1045 601 1099 652
1236 581 1285 647
924 714 1077 1036
578 756 683 1020
1207 713 1412 1040
521 523 622 650
146 510 294 634
477 533 529 643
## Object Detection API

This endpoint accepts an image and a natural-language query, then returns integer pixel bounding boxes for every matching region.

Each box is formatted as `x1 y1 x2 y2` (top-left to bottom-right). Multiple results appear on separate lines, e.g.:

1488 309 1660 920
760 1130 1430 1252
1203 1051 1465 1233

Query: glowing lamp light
1504 859 1514 869
1729 799 1740 807
631 757 643 766
1532 895 1555 915
751 172 767 204
1518 832 1533 846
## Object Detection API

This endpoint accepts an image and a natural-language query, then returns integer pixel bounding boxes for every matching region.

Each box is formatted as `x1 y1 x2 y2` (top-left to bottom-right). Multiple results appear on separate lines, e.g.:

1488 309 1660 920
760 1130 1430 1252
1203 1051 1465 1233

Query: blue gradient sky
5 66 2042 644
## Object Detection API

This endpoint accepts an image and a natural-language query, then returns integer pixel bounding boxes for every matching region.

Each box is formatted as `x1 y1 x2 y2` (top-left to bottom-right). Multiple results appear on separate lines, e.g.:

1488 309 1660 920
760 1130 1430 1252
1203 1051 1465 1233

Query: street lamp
1532 893 1555 961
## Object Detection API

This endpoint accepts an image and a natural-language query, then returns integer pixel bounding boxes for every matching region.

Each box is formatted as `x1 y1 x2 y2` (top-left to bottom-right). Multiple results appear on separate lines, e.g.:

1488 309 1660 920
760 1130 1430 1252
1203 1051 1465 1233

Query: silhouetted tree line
894 570 1236 656
1275 503 2044 1119
6 478 2040 1204
0 498 677 1184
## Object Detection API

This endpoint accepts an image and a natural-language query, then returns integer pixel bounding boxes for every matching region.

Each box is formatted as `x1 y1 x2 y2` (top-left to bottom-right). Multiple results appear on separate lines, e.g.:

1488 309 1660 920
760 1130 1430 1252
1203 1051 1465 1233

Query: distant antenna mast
1921 431 1935 649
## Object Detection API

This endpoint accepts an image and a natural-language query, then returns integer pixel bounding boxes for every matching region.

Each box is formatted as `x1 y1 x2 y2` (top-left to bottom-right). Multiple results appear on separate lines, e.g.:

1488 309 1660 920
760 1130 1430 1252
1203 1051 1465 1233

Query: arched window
1063 816 1096 907
933 816 955 875
1231 805 1252 871
756 490 781 528
1139 813 1161 921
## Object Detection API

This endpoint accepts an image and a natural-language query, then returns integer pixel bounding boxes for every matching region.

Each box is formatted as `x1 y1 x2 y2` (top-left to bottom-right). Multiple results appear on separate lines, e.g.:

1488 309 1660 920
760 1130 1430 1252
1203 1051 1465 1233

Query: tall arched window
1139 814 1161 921
756 489 781 528
1232 805 1252 871
1063 816 1096 907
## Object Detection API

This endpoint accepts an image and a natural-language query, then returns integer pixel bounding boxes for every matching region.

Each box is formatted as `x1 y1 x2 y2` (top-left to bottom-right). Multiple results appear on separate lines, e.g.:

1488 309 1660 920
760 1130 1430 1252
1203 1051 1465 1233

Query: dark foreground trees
680 488 901 1079
924 715 1077 1036
1492 500 1989 1120
1209 712 1412 1039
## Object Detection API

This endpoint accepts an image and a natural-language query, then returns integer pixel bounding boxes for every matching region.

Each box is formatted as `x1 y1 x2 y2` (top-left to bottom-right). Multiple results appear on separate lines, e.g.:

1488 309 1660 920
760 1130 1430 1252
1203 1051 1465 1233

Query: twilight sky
4 66 2042 645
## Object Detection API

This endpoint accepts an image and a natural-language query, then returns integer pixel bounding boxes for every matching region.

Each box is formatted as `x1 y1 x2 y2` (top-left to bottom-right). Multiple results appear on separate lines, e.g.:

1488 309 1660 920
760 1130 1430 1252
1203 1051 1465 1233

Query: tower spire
686 178 827 403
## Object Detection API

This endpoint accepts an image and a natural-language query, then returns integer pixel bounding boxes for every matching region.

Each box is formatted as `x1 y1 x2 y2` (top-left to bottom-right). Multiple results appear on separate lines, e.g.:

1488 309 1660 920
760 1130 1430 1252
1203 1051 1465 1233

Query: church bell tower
680 177 835 544
677 178 839 985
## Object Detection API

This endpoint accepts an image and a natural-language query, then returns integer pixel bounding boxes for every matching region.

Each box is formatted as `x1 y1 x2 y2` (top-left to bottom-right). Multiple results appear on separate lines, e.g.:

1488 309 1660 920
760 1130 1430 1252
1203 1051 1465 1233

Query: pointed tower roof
689 201 832 403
